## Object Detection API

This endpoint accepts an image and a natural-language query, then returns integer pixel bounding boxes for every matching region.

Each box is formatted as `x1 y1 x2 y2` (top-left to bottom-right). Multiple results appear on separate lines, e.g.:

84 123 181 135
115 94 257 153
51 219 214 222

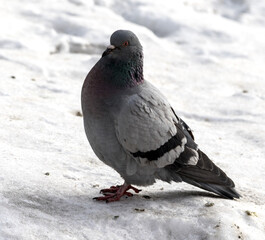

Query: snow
0 0 265 239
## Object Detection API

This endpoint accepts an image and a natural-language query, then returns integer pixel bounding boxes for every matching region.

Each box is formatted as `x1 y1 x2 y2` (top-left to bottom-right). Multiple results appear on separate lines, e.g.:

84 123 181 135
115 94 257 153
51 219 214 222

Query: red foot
93 183 141 203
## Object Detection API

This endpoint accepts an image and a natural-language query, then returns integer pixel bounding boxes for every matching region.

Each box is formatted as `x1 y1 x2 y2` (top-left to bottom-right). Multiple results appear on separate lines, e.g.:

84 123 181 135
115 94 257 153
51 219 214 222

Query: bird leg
93 182 141 203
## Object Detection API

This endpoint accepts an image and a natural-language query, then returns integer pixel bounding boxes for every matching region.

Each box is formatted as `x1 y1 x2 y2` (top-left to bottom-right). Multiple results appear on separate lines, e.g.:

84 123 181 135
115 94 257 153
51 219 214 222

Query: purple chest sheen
81 51 144 116
82 67 143 112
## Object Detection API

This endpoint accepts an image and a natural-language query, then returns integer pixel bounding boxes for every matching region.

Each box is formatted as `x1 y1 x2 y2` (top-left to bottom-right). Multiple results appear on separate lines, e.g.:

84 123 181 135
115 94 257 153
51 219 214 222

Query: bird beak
107 45 116 50
102 45 116 57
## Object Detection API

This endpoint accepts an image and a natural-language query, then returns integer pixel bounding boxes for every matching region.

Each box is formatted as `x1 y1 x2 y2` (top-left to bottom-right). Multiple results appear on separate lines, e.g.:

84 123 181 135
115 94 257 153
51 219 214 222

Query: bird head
96 30 144 88
102 30 143 60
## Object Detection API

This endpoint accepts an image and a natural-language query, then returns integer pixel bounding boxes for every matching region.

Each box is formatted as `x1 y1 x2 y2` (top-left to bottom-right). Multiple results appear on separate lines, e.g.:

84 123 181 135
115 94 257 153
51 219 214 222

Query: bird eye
122 41 129 47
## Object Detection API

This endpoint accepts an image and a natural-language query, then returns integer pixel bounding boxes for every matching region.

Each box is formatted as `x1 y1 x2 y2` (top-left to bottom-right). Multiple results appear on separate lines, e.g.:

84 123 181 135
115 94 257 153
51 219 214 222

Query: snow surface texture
0 0 265 239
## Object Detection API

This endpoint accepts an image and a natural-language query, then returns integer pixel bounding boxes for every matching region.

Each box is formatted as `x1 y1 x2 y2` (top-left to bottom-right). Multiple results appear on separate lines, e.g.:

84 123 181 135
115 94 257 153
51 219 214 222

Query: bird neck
103 52 144 89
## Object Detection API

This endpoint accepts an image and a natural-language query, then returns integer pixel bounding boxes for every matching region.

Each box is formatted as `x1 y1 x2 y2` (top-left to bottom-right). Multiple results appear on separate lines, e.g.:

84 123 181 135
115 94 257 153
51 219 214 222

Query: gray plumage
81 30 240 200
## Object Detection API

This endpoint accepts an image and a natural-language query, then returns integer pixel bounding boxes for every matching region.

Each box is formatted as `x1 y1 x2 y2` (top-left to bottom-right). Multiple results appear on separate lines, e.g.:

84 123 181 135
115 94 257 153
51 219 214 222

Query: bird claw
128 185 141 193
93 184 141 202
100 185 120 194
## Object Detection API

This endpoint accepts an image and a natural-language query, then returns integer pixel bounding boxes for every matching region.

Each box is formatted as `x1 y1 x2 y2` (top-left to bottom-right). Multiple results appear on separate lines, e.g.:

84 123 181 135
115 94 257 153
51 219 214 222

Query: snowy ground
1 0 265 239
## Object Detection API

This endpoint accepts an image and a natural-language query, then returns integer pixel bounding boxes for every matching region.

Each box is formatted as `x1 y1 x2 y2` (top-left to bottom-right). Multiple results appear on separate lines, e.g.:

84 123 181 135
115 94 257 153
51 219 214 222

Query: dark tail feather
168 149 241 199
179 176 240 199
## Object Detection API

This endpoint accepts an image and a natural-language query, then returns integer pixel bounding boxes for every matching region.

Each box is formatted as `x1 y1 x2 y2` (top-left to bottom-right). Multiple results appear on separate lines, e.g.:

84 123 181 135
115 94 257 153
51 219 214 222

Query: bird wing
115 82 198 168
114 82 240 199
171 107 195 140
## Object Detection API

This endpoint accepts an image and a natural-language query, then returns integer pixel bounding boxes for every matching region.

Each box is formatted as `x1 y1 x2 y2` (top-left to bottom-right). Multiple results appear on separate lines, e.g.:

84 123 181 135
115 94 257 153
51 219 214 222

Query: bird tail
169 149 241 199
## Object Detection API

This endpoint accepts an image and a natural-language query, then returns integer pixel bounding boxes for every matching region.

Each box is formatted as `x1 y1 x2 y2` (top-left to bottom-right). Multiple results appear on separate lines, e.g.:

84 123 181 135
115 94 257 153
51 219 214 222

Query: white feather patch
187 149 199 165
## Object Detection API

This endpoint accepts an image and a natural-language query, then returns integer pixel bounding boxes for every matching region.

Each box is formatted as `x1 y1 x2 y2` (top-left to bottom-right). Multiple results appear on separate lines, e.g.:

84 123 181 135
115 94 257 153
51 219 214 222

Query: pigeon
81 30 240 202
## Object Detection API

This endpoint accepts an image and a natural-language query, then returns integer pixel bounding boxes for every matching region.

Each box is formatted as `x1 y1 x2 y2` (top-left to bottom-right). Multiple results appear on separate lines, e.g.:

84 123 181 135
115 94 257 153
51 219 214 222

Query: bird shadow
2 188 221 224
1 188 227 240
147 189 221 201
